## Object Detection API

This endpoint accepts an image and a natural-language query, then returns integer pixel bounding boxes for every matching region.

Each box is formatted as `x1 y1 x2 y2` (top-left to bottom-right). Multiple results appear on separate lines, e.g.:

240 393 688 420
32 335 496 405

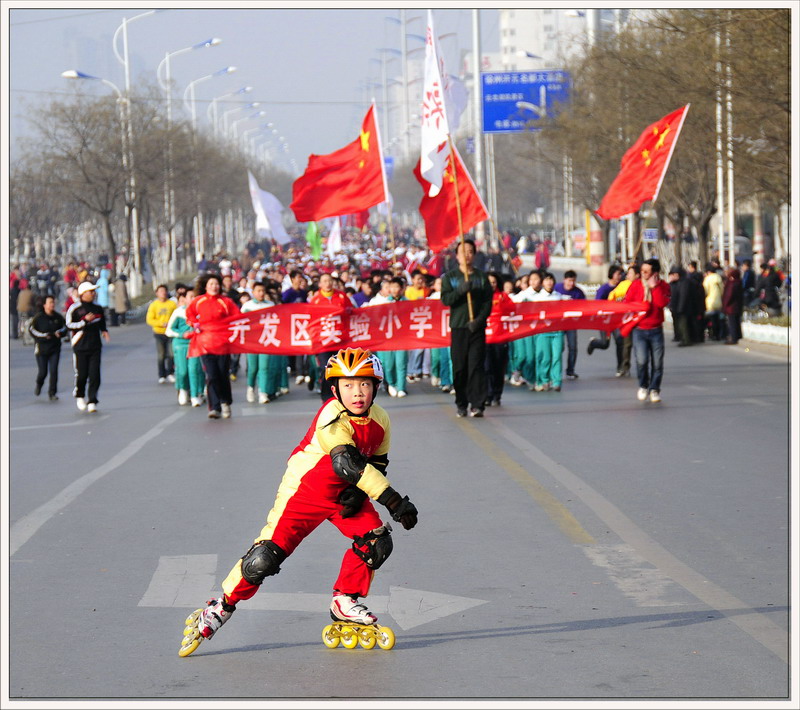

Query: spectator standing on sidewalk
722 267 744 345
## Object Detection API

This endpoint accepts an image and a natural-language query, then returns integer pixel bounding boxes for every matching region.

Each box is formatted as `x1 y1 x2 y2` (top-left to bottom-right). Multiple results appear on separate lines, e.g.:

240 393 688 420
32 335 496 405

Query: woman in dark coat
722 267 744 344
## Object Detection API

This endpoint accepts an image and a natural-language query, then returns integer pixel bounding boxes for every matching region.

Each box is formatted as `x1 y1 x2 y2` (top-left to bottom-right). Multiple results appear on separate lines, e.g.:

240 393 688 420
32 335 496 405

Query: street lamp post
156 37 222 277
183 67 237 261
111 10 158 296
207 85 252 137
61 70 134 280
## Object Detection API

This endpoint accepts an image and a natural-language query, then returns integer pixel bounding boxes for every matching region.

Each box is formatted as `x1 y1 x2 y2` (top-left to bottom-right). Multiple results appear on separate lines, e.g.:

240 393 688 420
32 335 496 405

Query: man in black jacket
440 239 493 418
67 282 110 413
29 295 67 400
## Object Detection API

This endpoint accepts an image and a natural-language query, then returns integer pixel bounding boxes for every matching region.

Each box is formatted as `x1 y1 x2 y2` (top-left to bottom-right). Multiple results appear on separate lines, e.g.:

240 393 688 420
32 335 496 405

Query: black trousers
73 349 102 403
484 342 508 403
450 328 487 411
36 348 61 396
154 333 174 378
315 351 337 401
564 330 578 375
200 354 232 412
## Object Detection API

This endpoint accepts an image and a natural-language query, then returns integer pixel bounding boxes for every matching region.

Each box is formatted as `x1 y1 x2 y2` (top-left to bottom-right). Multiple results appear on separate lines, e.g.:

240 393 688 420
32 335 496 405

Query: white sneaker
649 390 661 403
158 377 166 384
304 375 311 383
191 397 202 408
246 386 256 403
295 375 305 385
221 403 232 418
388 385 397 397
430 376 441 387
87 402 97 413
279 387 289 396
396 390 407 398
330 593 377 625
637 387 648 401
178 389 189 406
258 393 270 404
76 396 87 411
167 374 176 383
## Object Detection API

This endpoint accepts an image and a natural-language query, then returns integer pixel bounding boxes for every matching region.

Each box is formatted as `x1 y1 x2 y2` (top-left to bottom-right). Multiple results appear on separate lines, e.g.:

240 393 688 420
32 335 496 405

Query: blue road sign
383 156 394 180
481 70 571 134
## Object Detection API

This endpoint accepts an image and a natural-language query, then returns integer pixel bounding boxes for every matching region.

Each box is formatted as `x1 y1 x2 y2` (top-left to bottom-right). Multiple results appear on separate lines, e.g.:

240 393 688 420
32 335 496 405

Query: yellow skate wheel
358 629 377 650
184 609 202 626
341 628 359 649
376 626 395 650
178 636 201 657
322 625 340 649
183 624 200 638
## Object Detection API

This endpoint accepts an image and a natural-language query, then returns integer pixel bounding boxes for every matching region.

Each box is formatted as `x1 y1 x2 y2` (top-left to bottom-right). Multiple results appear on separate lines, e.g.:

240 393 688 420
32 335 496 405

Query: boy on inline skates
180 347 418 656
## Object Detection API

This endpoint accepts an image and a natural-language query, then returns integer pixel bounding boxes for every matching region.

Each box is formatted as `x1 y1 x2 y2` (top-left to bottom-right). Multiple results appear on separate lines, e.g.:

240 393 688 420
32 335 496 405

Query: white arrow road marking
138 554 487 631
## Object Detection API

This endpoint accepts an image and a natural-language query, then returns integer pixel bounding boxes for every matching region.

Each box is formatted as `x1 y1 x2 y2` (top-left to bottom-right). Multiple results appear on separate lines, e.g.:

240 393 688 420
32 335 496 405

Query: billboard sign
481 70 571 134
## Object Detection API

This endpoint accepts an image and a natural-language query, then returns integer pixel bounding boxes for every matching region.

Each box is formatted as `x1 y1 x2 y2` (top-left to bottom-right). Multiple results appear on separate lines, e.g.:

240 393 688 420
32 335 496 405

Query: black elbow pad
330 444 368 485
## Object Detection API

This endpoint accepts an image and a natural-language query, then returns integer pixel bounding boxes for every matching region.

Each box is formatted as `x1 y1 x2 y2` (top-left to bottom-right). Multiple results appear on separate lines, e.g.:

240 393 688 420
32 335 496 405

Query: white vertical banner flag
247 171 291 244
420 9 452 198
326 216 342 258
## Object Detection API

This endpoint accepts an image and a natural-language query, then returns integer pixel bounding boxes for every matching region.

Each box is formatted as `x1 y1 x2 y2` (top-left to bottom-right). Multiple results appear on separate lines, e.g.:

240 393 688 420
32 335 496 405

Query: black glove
377 487 418 530
338 485 367 518
467 319 482 333
456 279 473 296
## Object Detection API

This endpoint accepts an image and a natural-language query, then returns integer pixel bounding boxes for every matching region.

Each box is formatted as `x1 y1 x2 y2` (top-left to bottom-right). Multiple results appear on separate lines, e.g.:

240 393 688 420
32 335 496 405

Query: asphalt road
6 320 792 704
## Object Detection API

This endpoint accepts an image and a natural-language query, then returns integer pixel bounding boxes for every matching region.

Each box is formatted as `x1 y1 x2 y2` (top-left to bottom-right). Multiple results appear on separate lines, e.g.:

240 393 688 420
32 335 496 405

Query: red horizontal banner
188 300 648 357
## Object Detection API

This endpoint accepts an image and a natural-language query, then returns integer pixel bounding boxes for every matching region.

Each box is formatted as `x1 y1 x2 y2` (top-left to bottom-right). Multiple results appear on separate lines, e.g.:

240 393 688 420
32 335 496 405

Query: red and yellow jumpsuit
221 397 392 604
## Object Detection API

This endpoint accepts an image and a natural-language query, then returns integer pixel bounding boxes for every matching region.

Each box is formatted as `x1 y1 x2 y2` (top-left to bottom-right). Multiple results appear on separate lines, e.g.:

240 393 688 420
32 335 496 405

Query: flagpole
448 135 474 321
370 98 395 252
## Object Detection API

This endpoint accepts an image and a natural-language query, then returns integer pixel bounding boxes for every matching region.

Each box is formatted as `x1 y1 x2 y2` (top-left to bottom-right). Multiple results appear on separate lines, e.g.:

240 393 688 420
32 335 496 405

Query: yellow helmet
325 348 384 382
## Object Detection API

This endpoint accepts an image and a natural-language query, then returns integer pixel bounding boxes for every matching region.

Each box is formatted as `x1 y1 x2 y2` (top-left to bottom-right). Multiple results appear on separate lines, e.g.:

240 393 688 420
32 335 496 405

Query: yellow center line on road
443 405 595 545
480 414 789 665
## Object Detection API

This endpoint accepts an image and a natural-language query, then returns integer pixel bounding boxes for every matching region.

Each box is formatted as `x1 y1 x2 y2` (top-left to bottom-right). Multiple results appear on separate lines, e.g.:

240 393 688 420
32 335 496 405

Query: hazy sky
5 3 500 174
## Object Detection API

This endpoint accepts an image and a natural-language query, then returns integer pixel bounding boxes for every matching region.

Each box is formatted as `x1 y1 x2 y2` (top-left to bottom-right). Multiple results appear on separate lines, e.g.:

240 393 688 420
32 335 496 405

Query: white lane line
10 410 187 556
741 398 772 407
10 414 111 431
581 544 684 607
488 418 789 664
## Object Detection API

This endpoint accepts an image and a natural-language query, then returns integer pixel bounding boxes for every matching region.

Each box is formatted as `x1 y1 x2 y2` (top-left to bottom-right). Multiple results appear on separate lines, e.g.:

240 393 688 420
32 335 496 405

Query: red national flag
413 144 490 253
596 104 690 220
290 105 388 222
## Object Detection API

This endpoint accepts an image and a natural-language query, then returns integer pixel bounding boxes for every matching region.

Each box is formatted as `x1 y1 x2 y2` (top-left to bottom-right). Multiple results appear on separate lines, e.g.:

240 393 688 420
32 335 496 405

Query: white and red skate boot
179 597 235 657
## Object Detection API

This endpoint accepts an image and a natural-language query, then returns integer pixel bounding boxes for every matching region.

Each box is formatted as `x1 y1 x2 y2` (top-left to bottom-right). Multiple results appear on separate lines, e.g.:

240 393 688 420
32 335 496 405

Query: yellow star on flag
641 148 651 167
655 126 670 150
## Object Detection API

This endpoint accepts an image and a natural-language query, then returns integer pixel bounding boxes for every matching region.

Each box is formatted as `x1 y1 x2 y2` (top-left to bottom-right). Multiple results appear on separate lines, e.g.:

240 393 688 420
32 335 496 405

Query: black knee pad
351 525 393 570
241 540 286 585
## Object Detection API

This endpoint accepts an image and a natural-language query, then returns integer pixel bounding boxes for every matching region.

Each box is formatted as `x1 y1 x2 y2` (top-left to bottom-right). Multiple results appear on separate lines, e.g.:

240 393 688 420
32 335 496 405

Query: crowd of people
12 229 790 414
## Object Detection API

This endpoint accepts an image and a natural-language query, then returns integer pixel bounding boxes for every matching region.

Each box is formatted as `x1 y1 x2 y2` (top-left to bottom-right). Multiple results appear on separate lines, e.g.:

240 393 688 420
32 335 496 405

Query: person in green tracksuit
240 282 275 404
166 288 206 407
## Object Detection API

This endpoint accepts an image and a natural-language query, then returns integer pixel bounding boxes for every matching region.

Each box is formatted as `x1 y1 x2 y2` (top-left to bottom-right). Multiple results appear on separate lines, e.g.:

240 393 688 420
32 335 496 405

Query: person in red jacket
309 272 352 401
186 273 241 419
624 258 671 404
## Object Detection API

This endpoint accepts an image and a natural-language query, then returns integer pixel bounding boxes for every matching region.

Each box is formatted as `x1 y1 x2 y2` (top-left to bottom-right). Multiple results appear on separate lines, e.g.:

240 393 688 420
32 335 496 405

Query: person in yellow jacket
178 348 418 657
145 284 178 384
606 263 641 377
